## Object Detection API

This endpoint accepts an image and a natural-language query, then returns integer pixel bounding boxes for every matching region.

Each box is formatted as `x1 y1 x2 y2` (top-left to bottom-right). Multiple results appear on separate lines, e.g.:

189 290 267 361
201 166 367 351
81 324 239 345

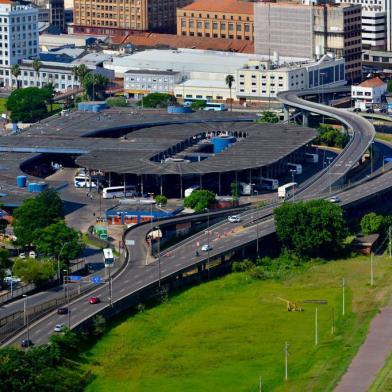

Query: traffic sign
69 276 82 281
91 276 103 284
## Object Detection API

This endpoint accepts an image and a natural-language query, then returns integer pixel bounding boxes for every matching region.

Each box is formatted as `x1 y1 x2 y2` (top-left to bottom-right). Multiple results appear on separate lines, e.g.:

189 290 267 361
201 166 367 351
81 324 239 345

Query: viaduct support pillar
284 105 290 123
302 110 309 127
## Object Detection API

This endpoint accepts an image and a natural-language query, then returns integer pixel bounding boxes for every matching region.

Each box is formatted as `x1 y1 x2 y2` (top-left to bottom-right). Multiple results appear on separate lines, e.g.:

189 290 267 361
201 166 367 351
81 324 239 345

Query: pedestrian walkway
335 304 392 392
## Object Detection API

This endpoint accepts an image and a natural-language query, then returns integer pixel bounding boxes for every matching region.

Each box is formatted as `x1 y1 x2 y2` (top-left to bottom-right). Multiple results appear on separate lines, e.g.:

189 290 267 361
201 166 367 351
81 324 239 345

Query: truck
287 163 303 175
239 182 253 195
184 185 200 197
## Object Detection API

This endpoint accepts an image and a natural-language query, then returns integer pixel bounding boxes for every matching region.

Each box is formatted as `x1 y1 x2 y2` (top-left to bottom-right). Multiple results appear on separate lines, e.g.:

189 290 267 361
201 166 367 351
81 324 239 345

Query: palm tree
225 74 235 111
32 58 42 87
72 64 89 87
11 64 21 89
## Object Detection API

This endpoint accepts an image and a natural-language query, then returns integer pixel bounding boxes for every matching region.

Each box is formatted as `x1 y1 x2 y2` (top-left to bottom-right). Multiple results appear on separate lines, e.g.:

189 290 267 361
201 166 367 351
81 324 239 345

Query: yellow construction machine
277 297 304 312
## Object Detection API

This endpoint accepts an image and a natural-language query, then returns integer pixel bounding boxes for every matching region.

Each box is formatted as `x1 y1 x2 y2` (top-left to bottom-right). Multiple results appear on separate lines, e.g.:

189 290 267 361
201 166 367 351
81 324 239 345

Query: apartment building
0 1 39 87
32 0 65 32
351 76 387 109
254 2 362 81
176 0 254 41
72 0 192 36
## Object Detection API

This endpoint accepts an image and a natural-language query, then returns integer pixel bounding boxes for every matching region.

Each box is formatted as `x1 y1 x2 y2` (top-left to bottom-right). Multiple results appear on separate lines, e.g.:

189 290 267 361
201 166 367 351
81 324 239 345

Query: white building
124 69 181 99
351 76 387 109
0 1 39 87
236 54 346 102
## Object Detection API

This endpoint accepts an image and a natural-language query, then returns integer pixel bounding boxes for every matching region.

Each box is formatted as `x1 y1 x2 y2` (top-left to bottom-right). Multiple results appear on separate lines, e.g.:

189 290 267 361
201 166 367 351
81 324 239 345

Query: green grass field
82 255 392 392
0 97 7 114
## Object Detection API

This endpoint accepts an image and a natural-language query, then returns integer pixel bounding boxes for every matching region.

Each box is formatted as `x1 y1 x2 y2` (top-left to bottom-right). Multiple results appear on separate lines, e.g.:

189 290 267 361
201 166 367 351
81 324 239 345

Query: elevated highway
3 88 387 348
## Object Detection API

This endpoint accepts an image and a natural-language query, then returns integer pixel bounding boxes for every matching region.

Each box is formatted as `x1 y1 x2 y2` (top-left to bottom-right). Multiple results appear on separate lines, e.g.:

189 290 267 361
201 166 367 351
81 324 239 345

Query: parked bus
239 182 253 195
203 102 227 111
278 182 297 198
184 185 200 197
102 185 137 199
74 172 98 188
287 163 303 175
103 248 114 267
305 153 319 163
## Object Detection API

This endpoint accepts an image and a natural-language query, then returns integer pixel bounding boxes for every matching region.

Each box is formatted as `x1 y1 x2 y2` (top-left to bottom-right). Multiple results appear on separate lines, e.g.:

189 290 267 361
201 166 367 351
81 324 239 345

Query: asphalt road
2 88 383 348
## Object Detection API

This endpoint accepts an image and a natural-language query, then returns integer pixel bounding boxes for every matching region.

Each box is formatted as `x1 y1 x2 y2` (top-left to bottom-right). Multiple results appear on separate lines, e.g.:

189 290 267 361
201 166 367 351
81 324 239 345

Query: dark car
57 307 68 315
353 108 361 112
380 108 388 113
88 296 100 304
21 339 33 348
366 108 374 113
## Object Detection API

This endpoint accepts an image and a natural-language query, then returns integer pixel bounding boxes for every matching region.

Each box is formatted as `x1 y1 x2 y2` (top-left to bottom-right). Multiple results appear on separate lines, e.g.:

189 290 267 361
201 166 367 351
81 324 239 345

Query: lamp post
289 169 296 202
205 208 210 279
370 141 374 175
63 269 71 328
23 294 29 342
326 156 333 194
154 226 161 288
57 242 68 286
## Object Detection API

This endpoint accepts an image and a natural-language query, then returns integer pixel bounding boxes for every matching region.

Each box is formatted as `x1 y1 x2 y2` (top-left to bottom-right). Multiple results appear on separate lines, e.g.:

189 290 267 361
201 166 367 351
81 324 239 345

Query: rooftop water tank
16 175 27 188
212 136 236 154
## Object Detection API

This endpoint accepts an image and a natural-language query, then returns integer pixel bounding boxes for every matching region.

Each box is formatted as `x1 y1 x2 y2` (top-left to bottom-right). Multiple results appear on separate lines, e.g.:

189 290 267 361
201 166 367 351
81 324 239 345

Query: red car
88 296 100 304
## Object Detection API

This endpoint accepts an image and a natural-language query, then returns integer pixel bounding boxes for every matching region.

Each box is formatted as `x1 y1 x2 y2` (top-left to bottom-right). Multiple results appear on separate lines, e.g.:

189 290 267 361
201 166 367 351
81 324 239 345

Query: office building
32 0 65 32
338 0 391 50
0 1 39 87
124 69 181 99
236 54 346 102
72 0 192 36
176 0 254 41
254 2 362 81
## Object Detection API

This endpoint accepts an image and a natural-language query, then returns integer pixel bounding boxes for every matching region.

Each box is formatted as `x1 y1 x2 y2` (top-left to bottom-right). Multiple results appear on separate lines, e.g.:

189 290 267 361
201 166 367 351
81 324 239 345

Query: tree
10 64 21 89
32 58 42 87
388 79 392 94
82 73 108 101
315 124 349 148
190 100 207 110
360 212 384 235
225 74 235 111
33 221 83 261
13 188 64 247
72 64 89 84
0 218 8 234
6 86 54 123
140 93 177 108
256 111 279 124
274 199 348 258
230 181 239 202
154 195 168 206
13 257 55 285
184 189 216 213
106 97 128 107
0 248 11 281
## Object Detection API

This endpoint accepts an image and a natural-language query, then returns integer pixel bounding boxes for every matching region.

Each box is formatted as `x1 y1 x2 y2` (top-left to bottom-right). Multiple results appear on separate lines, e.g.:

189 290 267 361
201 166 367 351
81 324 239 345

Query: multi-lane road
3 88 386 347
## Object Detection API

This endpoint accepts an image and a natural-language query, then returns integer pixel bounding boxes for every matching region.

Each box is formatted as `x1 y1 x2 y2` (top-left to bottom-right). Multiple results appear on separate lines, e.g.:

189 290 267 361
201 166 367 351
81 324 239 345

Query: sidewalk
335 302 392 392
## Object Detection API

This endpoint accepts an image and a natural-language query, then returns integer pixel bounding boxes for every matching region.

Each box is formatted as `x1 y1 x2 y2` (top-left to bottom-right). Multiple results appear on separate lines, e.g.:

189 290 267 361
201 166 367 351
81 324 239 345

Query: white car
228 215 241 223
29 251 36 259
328 196 341 203
19 252 26 259
4 276 21 284
54 324 65 332
201 244 212 252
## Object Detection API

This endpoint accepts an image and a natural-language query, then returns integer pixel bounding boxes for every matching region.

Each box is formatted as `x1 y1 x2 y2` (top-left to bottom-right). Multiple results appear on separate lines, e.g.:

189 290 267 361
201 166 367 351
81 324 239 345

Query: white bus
102 185 137 199
278 182 297 198
74 173 98 188
203 102 227 111
239 182 253 195
287 163 303 175
259 178 279 190
184 185 200 197
305 153 319 163
103 248 114 267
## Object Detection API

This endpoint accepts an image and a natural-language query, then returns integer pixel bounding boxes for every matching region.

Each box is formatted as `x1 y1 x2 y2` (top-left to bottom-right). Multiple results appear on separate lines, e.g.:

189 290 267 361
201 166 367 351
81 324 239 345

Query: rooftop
125 69 180 76
358 77 386 88
179 0 254 14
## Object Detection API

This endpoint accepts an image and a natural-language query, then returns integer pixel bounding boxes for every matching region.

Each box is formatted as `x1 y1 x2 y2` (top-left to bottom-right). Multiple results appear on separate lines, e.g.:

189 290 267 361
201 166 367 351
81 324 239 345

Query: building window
228 23 234 31
213 23 218 29
205 21 210 28
220 23 226 30
197 22 202 28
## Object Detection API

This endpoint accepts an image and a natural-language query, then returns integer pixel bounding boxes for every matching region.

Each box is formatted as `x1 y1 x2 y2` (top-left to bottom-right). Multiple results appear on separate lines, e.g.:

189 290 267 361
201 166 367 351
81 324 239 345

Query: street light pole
256 221 259 258
327 156 333 194
57 242 68 286
370 141 374 175
154 226 161 288
23 294 29 341
206 208 210 279
289 169 296 202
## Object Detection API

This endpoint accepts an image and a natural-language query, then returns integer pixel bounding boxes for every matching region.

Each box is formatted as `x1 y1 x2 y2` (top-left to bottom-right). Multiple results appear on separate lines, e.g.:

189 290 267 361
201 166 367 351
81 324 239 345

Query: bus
184 185 200 197
278 182 297 198
252 177 279 191
74 172 98 188
203 102 227 111
305 153 319 163
102 185 137 199
287 163 303 175
103 248 114 267
239 182 253 195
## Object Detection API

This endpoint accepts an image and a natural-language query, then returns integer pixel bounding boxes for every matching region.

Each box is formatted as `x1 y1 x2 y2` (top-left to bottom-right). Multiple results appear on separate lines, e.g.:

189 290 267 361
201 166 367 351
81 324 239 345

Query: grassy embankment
82 255 392 392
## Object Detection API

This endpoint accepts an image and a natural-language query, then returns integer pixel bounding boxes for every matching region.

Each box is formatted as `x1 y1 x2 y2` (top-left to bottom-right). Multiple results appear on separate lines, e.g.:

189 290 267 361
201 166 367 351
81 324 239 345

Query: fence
0 282 36 305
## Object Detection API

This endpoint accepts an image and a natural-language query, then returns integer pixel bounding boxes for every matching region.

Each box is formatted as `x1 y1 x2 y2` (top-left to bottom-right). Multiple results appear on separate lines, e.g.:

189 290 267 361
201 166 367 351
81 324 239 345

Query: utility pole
256 222 260 258
284 342 289 381
259 376 263 392
389 226 391 258
331 307 335 335
327 156 333 194
370 252 374 286
342 278 345 316
108 264 113 307
315 307 318 346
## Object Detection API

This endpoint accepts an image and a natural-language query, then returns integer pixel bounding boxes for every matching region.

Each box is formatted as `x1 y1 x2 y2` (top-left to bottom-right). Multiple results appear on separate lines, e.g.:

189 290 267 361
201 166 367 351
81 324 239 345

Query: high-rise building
338 0 391 50
32 0 65 32
72 0 192 36
254 2 362 81
176 0 254 41
0 0 39 87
